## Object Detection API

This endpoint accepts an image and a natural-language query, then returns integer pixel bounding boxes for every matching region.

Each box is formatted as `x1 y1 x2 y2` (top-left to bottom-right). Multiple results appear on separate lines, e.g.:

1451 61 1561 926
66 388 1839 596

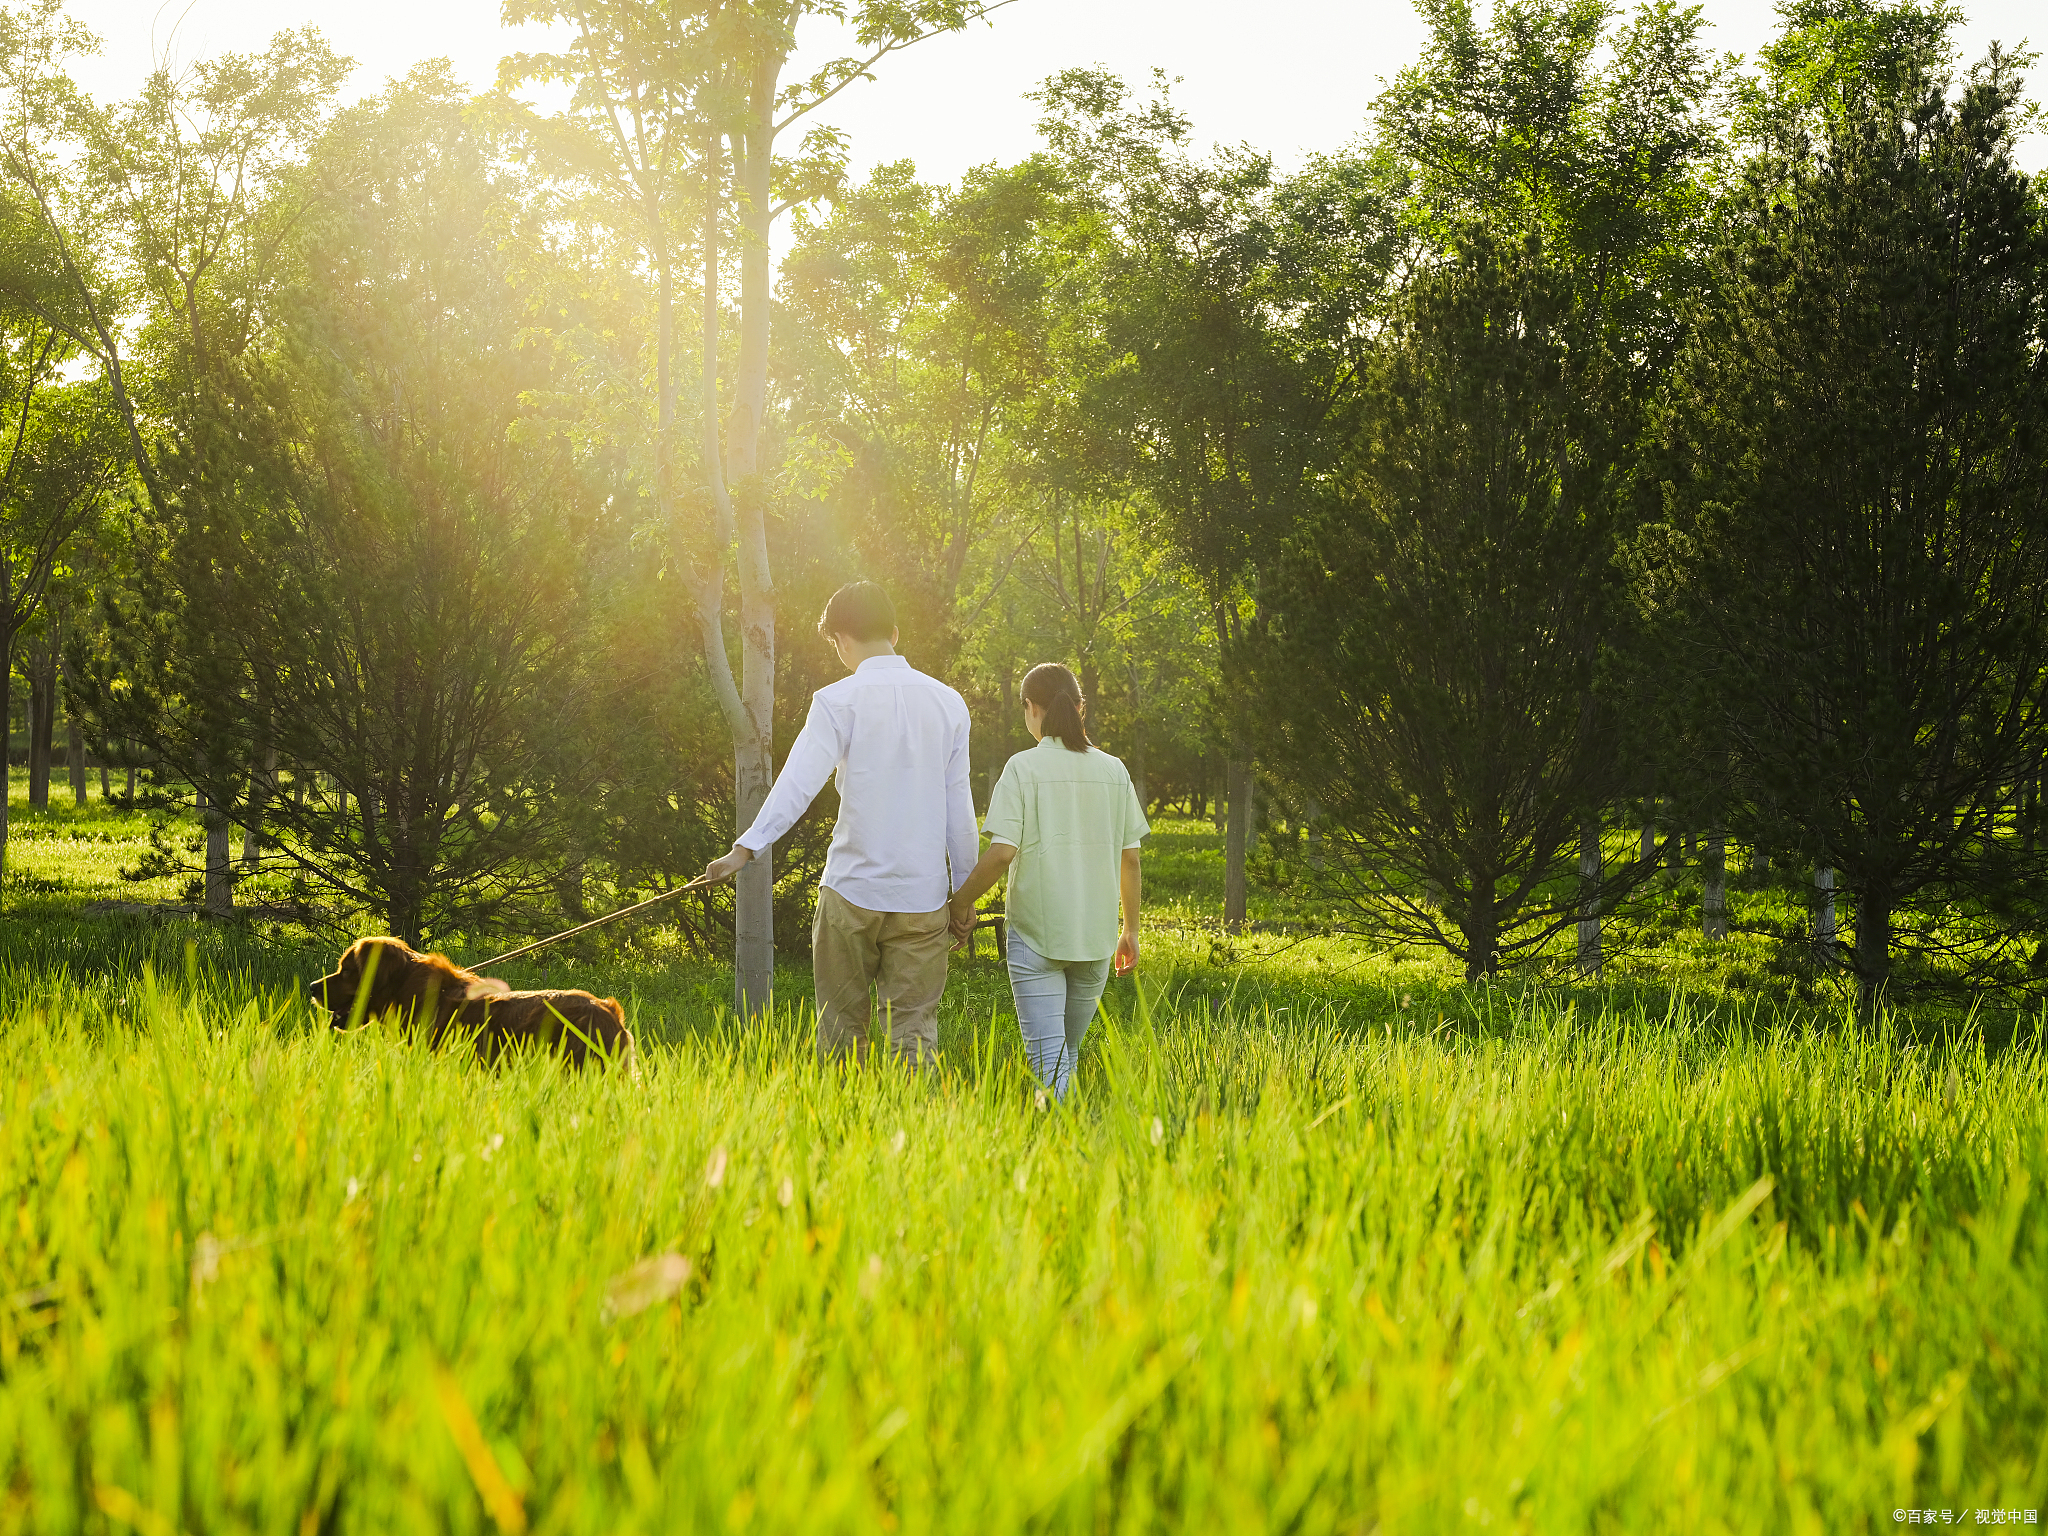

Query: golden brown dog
308 936 634 1068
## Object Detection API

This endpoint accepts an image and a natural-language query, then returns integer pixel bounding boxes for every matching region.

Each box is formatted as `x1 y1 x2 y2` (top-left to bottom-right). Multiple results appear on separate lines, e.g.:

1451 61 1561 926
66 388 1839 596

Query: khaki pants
812 885 951 1065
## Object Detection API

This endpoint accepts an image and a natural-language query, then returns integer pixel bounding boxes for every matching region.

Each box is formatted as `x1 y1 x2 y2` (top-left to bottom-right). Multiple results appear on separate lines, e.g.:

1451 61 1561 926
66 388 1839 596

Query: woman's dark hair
1021 662 1090 752
817 580 896 642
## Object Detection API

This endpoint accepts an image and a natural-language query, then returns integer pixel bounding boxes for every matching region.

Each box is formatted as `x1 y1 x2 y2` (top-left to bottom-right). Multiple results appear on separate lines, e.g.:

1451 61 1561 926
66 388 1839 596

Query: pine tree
1245 232 1656 979
1645 48 2048 1003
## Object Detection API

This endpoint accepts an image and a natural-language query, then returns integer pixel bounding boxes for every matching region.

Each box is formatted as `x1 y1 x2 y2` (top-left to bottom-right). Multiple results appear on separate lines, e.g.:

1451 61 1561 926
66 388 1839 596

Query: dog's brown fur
308 936 634 1068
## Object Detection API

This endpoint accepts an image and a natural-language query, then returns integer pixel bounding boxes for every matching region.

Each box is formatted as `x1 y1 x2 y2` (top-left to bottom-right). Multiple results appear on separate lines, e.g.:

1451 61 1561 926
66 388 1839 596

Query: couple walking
698 581 1147 1100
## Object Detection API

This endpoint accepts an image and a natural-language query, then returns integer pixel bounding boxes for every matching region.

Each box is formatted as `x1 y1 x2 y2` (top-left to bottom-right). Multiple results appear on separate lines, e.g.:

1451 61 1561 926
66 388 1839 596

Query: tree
1245 232 1659 981
1376 0 1727 338
79 71 621 946
778 151 1221 822
505 0 1015 1015
0 366 116 889
0 0 119 888
1642 42 2048 1003
1036 69 1402 927
0 10 351 913
778 155 1065 667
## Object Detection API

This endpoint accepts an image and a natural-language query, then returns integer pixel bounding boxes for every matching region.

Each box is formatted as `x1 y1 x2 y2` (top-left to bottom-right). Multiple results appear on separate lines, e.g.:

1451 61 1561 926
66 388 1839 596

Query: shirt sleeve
944 704 979 893
984 759 1024 848
734 693 845 853
1122 769 1150 849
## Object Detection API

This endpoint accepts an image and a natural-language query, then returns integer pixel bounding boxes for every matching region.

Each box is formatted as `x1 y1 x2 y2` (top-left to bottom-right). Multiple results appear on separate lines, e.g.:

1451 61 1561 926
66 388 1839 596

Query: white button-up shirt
734 654 978 913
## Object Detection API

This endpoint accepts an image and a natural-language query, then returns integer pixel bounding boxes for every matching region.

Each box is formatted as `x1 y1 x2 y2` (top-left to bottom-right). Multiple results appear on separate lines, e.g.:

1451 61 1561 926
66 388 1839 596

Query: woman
950 663 1147 1100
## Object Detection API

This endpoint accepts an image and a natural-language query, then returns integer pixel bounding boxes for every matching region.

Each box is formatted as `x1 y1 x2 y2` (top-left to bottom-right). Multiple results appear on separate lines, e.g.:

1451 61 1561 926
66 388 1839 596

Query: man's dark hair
817 581 896 643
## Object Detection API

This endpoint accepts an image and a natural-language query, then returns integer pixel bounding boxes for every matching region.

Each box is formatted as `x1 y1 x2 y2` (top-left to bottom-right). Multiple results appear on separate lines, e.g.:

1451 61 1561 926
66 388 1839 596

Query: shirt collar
855 654 911 673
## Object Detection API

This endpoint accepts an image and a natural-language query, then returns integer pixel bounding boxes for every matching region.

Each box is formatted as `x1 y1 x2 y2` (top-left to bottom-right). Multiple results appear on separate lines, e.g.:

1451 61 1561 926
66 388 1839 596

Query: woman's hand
1114 926 1139 976
948 893 978 949
1115 848 1142 975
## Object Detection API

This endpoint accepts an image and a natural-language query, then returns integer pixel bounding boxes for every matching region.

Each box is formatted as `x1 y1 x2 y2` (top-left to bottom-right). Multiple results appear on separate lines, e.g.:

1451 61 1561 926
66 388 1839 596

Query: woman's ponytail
1021 662 1090 752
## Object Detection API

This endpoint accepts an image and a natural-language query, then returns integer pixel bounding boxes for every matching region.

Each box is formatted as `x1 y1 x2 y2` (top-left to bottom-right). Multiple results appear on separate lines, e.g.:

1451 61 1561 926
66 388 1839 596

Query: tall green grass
0 961 2042 1533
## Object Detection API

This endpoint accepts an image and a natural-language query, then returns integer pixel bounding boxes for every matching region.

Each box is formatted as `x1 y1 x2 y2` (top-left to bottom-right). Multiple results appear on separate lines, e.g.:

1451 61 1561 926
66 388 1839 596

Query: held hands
949 844 1017 951
948 893 978 950
1114 926 1139 977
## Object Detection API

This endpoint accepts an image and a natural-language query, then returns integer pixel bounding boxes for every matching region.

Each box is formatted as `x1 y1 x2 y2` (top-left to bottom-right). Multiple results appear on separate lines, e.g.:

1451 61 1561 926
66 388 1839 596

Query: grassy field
1 777 2044 1531
9 768 2021 1036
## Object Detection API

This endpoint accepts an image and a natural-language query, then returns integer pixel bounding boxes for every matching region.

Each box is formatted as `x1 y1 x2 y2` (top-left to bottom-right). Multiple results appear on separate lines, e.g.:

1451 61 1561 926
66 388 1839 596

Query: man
696 581 976 1065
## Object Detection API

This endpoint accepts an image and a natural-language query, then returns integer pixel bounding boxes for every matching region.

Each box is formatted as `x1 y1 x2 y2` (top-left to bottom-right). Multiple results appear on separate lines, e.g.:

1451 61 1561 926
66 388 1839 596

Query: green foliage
778 156 1064 668
1375 0 1729 359
1 0 2045 1007
1035 67 1374 608
0 360 121 789
1736 0 1972 149
1644 51 2048 997
775 138 1225 808
74 73 607 945
1246 231 1649 982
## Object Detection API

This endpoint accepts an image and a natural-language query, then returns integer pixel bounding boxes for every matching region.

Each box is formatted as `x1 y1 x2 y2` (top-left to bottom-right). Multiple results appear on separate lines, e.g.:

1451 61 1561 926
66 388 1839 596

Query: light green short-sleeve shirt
983 738 1150 963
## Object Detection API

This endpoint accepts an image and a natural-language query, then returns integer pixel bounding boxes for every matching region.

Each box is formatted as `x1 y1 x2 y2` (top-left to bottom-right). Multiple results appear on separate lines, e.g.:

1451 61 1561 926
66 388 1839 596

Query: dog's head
309 937 507 1028
309 937 412 1026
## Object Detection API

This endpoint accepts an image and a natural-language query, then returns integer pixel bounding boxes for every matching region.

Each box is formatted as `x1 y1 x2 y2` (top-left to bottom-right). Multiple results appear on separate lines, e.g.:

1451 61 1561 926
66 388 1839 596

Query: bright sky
63 0 2047 186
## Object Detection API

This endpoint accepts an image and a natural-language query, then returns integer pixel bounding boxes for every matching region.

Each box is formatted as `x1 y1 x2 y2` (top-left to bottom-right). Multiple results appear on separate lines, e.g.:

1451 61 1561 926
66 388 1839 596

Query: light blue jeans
1006 933 1111 1101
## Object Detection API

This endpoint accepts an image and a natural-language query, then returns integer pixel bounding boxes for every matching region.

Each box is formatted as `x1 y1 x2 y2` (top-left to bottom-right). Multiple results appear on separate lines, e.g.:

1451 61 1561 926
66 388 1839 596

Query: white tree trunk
1814 865 1836 951
26 648 53 810
242 748 276 871
727 82 780 1019
59 649 85 807
65 722 85 807
1702 829 1728 940
1223 754 1253 929
200 789 233 916
732 739 775 1013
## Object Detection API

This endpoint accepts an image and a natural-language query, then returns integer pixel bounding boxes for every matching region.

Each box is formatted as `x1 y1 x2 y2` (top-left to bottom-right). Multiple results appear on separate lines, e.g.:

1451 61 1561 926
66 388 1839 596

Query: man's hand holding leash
693 844 753 889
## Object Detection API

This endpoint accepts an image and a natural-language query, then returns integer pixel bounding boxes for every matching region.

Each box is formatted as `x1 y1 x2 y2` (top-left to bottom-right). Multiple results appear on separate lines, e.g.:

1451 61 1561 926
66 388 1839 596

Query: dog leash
472 875 716 969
